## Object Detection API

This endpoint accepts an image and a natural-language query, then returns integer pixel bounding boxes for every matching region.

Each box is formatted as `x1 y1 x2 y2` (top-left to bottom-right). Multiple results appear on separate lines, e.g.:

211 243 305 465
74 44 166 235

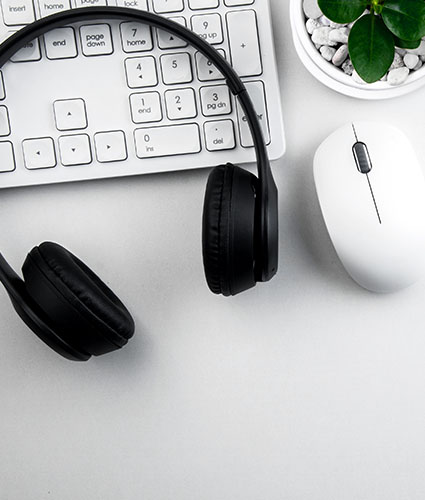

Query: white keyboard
0 0 285 189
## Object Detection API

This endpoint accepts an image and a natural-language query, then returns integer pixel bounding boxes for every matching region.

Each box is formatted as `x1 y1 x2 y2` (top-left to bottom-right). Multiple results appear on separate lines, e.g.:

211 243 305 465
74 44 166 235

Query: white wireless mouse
313 121 425 293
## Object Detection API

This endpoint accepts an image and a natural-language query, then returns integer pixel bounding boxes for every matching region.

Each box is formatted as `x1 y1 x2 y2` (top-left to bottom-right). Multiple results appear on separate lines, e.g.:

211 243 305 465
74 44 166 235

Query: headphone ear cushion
202 164 258 296
22 242 135 356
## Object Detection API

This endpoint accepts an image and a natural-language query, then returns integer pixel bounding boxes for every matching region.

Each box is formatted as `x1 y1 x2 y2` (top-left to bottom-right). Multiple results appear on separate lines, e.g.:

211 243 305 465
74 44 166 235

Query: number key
165 88 197 120
200 85 231 116
120 22 152 53
125 56 157 88
191 14 223 45
160 53 192 84
195 49 225 81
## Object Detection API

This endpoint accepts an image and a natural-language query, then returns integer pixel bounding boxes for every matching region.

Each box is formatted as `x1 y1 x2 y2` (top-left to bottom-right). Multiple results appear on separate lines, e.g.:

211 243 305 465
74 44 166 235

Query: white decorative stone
312 26 336 46
390 52 403 70
320 45 336 61
329 27 349 44
387 67 409 85
404 53 419 70
303 0 322 19
414 59 423 71
306 18 321 35
342 59 354 75
395 48 407 56
332 44 348 66
318 15 331 26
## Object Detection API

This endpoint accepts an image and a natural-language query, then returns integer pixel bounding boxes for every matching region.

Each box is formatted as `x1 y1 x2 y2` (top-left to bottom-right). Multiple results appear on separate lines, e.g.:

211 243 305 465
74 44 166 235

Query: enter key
237 81 270 148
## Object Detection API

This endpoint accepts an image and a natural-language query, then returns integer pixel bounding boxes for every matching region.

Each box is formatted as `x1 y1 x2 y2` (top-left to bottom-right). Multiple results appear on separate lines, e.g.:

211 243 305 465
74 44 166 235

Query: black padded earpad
202 164 258 296
22 242 135 357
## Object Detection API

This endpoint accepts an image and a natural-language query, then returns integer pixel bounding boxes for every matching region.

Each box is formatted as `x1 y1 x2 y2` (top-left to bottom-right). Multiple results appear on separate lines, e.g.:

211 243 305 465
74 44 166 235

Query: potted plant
289 0 425 99
319 0 425 83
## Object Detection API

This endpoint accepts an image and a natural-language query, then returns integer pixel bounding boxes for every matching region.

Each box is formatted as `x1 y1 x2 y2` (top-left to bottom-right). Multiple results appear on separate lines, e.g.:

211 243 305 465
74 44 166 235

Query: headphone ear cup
22 242 135 358
202 163 258 296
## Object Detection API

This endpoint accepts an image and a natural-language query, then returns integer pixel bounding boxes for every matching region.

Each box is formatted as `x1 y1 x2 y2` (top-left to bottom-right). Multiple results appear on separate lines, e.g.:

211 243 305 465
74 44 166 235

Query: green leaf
394 36 421 49
382 0 425 41
348 14 395 83
318 0 367 24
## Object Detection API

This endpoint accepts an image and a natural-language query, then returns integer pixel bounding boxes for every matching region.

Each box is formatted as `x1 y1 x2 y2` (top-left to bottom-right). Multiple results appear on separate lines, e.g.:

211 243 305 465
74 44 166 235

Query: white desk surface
2 2 425 498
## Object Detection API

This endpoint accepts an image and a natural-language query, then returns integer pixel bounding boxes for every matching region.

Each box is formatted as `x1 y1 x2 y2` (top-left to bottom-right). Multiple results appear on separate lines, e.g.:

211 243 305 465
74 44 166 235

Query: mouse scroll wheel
352 142 372 174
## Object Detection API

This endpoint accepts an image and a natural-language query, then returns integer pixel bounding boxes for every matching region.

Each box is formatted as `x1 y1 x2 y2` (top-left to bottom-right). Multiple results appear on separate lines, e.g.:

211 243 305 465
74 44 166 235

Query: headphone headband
0 6 278 280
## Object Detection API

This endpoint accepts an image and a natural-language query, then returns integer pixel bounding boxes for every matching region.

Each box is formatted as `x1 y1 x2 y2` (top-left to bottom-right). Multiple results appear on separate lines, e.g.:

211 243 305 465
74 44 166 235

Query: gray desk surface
2 1 425 498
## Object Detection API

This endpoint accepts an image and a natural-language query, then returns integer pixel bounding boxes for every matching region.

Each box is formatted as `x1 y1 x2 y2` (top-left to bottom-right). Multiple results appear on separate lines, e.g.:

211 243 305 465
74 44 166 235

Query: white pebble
312 26 336 46
303 0 322 19
395 48 407 56
332 44 348 66
387 67 409 85
342 59 354 75
306 18 321 35
404 53 419 70
320 45 336 61
318 15 331 26
329 27 349 44
390 52 403 70
414 60 423 71
408 40 425 56
352 70 366 84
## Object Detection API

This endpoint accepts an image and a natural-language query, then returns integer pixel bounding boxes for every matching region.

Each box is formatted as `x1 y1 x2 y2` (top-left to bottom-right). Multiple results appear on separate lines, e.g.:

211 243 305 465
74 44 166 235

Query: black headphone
0 6 278 361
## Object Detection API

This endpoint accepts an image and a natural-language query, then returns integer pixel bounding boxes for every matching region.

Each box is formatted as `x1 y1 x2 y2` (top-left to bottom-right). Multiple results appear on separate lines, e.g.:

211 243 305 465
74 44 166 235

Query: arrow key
54 98 88 131
165 88 197 120
59 134 91 166
22 137 56 169
94 130 127 163
195 49 226 81
157 16 187 49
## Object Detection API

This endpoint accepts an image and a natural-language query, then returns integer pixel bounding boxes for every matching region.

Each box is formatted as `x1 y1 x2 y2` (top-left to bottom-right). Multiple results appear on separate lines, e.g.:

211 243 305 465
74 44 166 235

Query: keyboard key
22 137 56 169
0 72 5 100
227 10 262 77
130 92 162 124
237 81 270 146
116 0 147 9
189 0 218 9
191 13 223 44
10 38 40 62
157 16 187 49
200 85 231 116
160 53 192 84
80 24 113 56
94 131 127 163
134 124 201 158
2 0 34 25
44 28 77 59
38 0 70 17
59 134 91 166
204 120 235 151
165 88 197 120
54 98 87 131
152 0 183 13
74 0 106 6
224 0 254 4
195 49 225 81
125 56 157 88
120 22 152 53
0 142 15 173
0 106 10 136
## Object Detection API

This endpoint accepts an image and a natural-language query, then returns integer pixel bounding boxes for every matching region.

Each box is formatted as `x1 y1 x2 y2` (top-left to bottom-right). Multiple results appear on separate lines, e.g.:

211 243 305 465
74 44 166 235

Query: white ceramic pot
289 0 425 99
